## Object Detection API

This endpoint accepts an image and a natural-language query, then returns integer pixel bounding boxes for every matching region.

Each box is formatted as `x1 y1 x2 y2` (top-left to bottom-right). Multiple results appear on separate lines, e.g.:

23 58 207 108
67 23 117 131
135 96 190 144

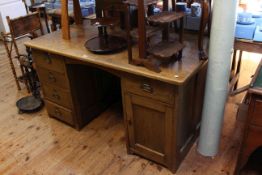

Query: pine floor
0 38 261 175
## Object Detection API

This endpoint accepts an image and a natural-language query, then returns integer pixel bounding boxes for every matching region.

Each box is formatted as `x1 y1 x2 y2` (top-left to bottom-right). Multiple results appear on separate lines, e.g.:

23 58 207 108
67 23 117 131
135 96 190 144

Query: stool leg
50 16 57 31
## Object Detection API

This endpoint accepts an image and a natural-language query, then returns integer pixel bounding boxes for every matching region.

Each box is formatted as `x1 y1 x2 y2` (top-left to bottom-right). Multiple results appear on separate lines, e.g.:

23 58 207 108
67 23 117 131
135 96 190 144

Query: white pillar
197 0 238 156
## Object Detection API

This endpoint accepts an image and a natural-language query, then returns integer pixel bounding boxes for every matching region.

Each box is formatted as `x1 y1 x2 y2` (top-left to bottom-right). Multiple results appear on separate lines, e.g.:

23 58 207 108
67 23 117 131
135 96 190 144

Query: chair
1 12 44 92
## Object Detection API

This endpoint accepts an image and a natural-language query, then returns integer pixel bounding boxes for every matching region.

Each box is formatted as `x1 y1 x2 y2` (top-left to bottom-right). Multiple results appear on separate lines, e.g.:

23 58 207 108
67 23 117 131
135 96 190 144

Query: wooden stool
47 9 75 31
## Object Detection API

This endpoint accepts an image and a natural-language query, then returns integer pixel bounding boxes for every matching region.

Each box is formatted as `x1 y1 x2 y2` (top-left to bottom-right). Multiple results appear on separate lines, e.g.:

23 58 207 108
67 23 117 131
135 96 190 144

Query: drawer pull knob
48 72 56 82
52 93 61 100
45 54 52 64
54 108 62 116
44 57 52 64
141 83 153 93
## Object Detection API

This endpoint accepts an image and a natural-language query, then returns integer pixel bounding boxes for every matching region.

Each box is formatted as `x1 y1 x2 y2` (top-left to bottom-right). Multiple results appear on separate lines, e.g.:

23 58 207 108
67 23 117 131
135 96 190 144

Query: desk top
25 24 206 85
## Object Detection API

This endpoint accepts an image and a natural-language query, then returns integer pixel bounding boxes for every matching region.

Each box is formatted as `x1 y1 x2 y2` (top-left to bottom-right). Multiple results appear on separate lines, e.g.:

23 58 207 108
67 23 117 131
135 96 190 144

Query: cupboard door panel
125 93 173 165
249 99 262 126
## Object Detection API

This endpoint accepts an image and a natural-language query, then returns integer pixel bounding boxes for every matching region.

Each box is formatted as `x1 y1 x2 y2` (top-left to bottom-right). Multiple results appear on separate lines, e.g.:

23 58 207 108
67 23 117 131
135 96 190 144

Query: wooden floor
0 38 261 175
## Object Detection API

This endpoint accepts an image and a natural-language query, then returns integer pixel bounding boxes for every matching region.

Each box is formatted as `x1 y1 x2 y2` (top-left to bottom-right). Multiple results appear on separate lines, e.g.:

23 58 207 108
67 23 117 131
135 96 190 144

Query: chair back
7 12 44 39
3 12 45 93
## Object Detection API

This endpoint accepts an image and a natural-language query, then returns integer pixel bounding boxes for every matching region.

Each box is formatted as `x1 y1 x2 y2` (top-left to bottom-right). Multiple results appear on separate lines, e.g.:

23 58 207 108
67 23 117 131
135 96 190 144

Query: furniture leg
179 17 184 43
42 8 50 33
61 0 70 39
230 49 237 84
234 50 243 90
50 16 57 31
162 23 169 41
2 37 21 90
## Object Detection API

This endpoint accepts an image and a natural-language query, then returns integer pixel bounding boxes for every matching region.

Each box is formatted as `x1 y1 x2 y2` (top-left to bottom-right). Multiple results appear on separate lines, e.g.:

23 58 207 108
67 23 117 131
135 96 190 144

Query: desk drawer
37 68 69 89
43 85 73 109
122 76 175 104
33 50 65 73
45 100 74 125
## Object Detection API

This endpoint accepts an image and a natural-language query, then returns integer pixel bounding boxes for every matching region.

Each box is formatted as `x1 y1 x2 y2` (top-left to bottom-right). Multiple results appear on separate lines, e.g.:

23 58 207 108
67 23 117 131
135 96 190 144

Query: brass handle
141 83 153 93
54 108 62 116
48 72 56 82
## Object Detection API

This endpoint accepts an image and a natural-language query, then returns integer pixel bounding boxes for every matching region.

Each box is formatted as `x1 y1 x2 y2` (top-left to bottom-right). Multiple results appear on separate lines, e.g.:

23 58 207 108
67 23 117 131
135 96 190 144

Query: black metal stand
16 49 44 113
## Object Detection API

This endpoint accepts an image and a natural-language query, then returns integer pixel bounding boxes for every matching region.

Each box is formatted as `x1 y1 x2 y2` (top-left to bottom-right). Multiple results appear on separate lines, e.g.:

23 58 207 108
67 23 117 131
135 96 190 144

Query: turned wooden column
61 0 83 40
73 0 83 25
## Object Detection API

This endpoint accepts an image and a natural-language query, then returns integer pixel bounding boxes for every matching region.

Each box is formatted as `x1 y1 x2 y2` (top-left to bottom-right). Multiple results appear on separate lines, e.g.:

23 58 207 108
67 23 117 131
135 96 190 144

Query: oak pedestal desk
25 24 207 173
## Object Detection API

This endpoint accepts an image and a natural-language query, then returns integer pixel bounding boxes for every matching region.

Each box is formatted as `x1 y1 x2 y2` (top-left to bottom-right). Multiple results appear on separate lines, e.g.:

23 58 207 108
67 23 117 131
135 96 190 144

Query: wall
0 0 27 33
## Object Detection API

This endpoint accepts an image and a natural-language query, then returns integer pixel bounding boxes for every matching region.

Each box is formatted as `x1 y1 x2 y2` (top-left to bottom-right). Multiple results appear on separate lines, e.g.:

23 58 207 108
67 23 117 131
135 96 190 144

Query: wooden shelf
147 41 184 59
147 11 185 24
131 26 160 39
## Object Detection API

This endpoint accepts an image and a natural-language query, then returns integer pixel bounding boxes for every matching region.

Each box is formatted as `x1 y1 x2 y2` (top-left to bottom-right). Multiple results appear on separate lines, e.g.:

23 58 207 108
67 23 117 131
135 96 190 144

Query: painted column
197 0 238 156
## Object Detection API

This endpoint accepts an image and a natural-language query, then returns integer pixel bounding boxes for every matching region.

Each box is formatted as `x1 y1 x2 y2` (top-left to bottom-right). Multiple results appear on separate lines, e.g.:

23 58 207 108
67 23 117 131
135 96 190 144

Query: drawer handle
44 53 52 64
48 72 56 82
141 83 153 93
54 108 62 116
52 93 61 100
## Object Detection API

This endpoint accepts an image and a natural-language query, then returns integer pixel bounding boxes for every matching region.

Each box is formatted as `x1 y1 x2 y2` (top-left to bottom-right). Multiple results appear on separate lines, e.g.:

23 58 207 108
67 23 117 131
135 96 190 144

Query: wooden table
25 24 207 173
230 39 262 94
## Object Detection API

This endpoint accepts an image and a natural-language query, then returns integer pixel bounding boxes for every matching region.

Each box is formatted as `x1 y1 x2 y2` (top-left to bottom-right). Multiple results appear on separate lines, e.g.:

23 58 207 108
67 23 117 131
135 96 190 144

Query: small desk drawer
43 85 73 109
33 50 65 73
122 76 175 104
45 100 74 125
37 68 69 89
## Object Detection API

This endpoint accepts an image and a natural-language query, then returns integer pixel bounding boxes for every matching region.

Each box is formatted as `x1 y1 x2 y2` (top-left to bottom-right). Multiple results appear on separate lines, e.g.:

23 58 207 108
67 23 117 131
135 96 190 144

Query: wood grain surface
25 23 206 85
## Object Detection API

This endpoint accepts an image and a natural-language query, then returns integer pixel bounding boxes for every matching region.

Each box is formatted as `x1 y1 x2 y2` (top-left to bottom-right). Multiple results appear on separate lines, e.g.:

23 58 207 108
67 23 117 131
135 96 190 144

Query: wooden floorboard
0 38 261 175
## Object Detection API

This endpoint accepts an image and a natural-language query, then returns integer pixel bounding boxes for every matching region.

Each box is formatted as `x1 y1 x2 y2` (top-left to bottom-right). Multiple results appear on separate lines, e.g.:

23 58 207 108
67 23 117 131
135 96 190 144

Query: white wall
0 0 21 6
0 0 27 33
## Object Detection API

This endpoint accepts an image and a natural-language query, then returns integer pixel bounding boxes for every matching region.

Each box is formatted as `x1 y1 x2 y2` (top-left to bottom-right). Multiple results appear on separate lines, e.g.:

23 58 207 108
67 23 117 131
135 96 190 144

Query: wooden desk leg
234 50 243 90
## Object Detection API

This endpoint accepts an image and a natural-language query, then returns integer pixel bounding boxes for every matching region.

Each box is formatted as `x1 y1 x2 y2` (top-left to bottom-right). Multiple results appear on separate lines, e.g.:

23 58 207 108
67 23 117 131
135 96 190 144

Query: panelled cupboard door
124 93 173 166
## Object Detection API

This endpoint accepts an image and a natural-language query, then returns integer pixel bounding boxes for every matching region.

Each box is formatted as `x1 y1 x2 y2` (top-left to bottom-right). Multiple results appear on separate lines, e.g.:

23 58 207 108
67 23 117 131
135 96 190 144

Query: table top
24 23 206 85
234 39 262 54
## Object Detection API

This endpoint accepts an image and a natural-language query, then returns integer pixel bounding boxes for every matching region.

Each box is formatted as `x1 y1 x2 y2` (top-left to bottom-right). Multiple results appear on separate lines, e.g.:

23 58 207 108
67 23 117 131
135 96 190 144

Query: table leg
179 17 184 43
231 50 237 79
234 50 243 90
